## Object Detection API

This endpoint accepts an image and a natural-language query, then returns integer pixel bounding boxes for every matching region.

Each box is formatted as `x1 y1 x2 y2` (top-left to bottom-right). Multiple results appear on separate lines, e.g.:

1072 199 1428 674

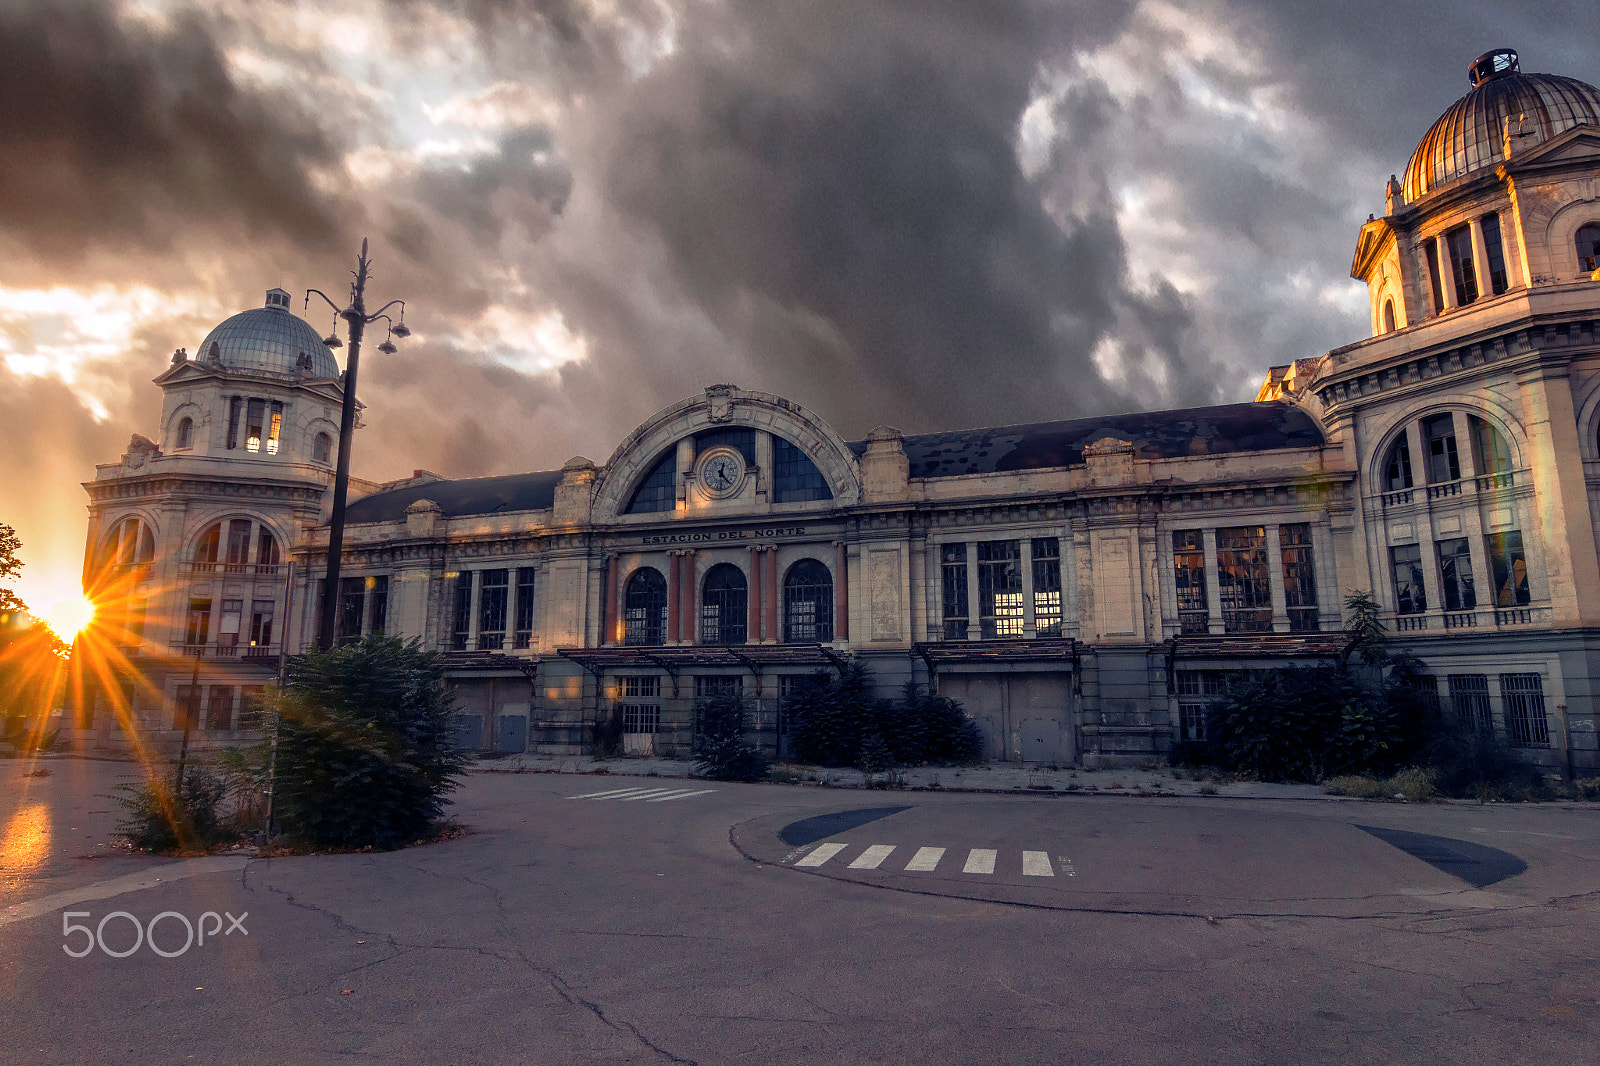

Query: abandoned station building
79 49 1600 771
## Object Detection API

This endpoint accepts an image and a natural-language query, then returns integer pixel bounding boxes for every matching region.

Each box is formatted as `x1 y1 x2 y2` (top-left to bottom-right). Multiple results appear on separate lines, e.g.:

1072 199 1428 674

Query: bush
590 707 625 760
113 765 234 852
691 691 768 781
784 665 983 768
272 635 470 850
1324 767 1439 801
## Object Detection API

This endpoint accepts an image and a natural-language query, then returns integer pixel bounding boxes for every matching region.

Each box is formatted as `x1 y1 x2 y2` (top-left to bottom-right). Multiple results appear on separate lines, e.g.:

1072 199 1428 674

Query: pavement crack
538 966 699 1064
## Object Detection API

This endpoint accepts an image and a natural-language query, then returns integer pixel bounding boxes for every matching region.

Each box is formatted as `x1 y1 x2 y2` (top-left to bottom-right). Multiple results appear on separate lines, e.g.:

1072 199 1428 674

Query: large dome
195 289 342 379
1402 49 1600 203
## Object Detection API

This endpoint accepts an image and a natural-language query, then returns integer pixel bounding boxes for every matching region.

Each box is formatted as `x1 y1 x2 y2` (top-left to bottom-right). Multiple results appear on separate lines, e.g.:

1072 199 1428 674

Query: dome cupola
1402 49 1600 202
194 289 342 380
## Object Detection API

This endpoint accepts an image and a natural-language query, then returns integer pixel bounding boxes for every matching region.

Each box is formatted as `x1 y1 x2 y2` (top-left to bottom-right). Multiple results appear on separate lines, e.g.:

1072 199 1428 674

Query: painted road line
645 789 719 802
1 856 250 928
567 787 656 800
963 849 997 875
794 843 849 867
615 788 689 801
1022 851 1054 877
848 845 897 870
904 847 945 872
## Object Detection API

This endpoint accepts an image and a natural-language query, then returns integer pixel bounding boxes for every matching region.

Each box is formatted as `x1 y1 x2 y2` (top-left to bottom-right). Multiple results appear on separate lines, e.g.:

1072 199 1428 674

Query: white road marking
645 789 719 802
794 843 848 867
1022 851 1054 877
616 789 688 801
1 856 250 928
567 787 655 800
905 847 945 872
848 845 896 870
963 849 997 875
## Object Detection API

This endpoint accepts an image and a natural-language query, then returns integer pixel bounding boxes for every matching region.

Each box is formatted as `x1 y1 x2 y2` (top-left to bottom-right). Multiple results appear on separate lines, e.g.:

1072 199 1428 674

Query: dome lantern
1468 48 1520 87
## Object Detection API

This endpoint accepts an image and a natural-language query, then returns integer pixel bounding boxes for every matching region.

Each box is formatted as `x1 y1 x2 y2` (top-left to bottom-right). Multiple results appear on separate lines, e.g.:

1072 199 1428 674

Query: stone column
1469 217 1494 299
1202 528 1223 634
765 547 780 643
1518 363 1600 621
682 549 698 644
465 569 481 650
1438 235 1458 310
1020 537 1036 636
667 552 680 644
1266 525 1288 632
830 543 847 643
749 546 763 642
603 555 619 645
964 540 980 640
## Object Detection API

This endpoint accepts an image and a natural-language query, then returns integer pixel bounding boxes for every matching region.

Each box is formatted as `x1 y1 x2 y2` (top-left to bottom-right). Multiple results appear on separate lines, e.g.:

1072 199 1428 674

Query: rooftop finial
1469 48 1519 87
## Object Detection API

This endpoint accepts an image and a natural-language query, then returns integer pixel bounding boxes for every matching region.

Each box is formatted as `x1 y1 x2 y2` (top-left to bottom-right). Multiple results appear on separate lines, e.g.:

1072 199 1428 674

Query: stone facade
75 51 1600 772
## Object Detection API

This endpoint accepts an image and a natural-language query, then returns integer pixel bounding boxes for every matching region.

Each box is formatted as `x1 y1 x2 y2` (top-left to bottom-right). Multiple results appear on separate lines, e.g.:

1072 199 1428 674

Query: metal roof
196 293 341 379
869 400 1323 479
344 470 564 524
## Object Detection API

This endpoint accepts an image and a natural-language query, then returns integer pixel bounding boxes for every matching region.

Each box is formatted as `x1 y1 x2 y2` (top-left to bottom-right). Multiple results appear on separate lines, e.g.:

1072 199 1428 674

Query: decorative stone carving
704 384 736 423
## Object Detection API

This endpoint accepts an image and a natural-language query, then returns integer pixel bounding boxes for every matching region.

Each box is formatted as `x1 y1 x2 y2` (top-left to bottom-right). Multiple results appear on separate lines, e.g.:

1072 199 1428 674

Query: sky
1 0 1597 613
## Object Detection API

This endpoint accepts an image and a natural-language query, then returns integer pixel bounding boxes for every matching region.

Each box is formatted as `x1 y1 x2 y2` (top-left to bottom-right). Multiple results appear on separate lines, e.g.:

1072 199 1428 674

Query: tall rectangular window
218 599 242 648
338 577 364 644
207 686 234 731
1486 531 1529 607
1499 673 1550 747
1392 544 1426 614
368 576 388 635
1445 224 1478 305
977 540 1023 638
173 685 200 731
451 573 473 650
186 598 212 646
245 398 266 452
226 519 253 566
256 527 279 565
249 600 274 647
1481 213 1508 295
227 396 241 450
1280 523 1319 632
514 568 537 649
1216 526 1271 633
478 569 508 650
1423 413 1461 483
1424 239 1446 313
266 401 283 455
941 544 969 639
1172 530 1209 635
1031 537 1062 637
620 676 661 735
1447 674 1493 735
1436 538 1476 611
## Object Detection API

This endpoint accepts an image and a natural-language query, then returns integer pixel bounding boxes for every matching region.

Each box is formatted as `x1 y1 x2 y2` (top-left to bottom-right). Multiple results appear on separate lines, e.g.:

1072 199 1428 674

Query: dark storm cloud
0 0 345 264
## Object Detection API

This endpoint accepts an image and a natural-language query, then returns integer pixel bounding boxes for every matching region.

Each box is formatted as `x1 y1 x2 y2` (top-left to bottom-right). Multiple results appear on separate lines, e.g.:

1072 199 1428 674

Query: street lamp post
306 238 410 650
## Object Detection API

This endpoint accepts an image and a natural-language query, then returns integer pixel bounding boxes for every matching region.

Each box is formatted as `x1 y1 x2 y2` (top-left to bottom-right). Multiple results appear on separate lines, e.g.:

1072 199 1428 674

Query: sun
41 595 95 642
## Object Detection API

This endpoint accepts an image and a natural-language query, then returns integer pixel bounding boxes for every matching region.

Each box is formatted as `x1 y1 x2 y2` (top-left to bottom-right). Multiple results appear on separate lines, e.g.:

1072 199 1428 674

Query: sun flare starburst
42 595 95 642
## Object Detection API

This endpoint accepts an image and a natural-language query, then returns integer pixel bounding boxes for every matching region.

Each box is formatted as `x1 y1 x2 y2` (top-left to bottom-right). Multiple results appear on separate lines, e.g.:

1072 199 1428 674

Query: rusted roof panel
915 638 1075 663
1170 634 1347 659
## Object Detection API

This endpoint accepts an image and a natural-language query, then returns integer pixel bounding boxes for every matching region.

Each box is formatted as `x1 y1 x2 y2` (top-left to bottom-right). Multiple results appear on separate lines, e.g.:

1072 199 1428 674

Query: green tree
691 690 768 781
272 634 470 849
0 522 27 615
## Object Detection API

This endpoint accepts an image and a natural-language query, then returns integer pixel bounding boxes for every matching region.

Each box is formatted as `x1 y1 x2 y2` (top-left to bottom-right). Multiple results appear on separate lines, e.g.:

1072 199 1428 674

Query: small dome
1402 50 1600 203
195 289 341 379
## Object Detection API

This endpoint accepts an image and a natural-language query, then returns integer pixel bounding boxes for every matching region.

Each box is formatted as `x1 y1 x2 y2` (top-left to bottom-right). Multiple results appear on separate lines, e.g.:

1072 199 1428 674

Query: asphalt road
2 759 1598 1065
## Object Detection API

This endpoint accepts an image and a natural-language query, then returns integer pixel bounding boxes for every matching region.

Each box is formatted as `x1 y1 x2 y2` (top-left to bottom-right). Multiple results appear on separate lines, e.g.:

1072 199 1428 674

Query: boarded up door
939 672 1073 764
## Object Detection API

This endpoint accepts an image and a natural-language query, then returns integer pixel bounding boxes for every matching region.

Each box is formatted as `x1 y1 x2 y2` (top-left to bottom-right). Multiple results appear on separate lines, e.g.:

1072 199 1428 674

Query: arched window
1469 415 1512 477
626 450 678 514
1383 432 1413 491
699 563 747 645
194 522 221 564
773 437 833 503
1382 299 1396 333
176 417 193 449
101 517 154 569
313 433 332 464
256 528 280 567
623 567 668 646
1577 223 1600 273
194 519 276 568
783 559 834 642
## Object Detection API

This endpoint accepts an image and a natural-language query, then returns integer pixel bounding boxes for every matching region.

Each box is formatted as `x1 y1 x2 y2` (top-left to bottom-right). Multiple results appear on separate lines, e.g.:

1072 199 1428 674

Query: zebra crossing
566 785 720 803
790 842 1064 877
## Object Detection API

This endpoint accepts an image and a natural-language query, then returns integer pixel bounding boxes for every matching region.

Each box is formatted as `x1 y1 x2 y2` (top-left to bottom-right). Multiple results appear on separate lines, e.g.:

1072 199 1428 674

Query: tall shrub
784 665 982 768
691 691 768 781
273 635 469 849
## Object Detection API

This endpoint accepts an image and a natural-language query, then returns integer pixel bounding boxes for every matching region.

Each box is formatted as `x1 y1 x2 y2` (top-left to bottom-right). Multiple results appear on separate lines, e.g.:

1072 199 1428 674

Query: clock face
697 448 744 497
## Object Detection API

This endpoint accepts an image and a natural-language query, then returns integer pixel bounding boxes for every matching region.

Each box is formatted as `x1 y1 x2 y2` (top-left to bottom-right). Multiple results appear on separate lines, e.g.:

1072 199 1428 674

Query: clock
696 447 746 498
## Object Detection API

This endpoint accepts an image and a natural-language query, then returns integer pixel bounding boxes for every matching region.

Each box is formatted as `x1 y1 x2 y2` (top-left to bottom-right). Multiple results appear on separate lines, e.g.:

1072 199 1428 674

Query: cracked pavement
2 759 1598 1064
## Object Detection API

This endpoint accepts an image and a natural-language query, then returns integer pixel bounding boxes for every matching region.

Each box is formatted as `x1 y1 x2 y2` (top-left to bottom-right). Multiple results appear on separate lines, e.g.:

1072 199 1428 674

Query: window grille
1280 523 1320 631
695 676 743 699
451 574 473 651
700 564 748 645
620 676 661 734
977 540 1023 638
941 543 969 639
1031 538 1062 636
207 686 234 731
624 567 668 645
773 436 832 503
514 568 537 648
1172 530 1209 634
478 569 508 650
368 576 388 635
1447 674 1493 736
1216 527 1271 633
783 559 834 642
1499 673 1550 747
1403 675 1442 718
627 451 678 514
